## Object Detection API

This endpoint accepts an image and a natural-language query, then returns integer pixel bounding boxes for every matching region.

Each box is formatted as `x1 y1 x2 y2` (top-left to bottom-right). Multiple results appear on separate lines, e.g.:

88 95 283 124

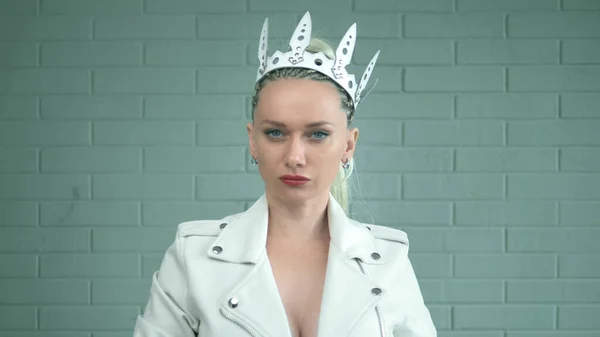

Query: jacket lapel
205 192 386 337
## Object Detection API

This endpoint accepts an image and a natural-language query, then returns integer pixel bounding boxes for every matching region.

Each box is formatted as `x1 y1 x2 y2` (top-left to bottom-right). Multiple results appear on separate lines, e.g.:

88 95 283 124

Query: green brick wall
0 0 599 336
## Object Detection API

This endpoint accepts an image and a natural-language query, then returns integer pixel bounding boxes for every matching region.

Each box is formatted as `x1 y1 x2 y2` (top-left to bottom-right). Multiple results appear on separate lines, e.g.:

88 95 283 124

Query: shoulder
349 219 409 246
176 212 242 238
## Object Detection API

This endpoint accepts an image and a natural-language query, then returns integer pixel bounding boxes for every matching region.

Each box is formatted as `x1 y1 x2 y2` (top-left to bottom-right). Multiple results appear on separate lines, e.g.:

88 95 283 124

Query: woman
134 12 436 337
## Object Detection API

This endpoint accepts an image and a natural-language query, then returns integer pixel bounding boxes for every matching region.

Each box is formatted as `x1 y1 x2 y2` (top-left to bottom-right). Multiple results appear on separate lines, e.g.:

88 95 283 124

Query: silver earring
251 157 258 166
342 159 350 169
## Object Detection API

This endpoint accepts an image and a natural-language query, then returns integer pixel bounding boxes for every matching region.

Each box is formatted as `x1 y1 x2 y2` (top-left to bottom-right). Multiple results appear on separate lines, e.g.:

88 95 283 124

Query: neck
265 191 331 242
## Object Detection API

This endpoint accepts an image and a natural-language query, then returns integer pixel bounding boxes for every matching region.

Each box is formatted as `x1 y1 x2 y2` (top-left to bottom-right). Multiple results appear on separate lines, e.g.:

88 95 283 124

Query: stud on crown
255 12 380 108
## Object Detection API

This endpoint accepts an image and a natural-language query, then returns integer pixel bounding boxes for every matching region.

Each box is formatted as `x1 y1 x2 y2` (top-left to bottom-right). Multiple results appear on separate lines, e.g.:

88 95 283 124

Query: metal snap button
212 246 223 254
371 288 382 296
219 223 227 230
371 252 381 260
366 226 371 231
228 297 239 308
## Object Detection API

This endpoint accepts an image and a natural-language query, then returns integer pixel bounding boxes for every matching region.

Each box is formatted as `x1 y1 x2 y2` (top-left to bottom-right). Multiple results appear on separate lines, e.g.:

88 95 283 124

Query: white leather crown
255 11 380 108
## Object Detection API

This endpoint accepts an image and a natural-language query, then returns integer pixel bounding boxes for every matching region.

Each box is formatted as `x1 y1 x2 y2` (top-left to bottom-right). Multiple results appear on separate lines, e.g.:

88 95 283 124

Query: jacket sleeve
133 234 200 337
393 255 437 337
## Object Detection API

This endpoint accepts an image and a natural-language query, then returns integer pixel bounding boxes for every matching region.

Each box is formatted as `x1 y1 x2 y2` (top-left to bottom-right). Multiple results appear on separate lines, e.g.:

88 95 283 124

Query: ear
344 127 359 158
247 122 258 158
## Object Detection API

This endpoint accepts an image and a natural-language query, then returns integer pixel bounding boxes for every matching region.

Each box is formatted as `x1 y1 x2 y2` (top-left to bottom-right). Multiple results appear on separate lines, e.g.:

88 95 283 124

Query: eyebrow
260 119 335 128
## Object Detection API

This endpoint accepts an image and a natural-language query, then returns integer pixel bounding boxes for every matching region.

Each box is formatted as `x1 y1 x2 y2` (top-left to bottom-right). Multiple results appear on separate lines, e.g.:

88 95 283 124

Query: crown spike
332 23 357 79
355 50 380 105
288 12 312 65
257 18 269 77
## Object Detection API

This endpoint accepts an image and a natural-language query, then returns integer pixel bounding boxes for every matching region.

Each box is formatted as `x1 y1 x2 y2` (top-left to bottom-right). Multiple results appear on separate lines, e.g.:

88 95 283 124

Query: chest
267 241 329 337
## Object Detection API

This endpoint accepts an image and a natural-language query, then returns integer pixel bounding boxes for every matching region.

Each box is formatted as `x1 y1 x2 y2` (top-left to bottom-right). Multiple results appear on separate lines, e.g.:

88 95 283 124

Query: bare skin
246 78 359 337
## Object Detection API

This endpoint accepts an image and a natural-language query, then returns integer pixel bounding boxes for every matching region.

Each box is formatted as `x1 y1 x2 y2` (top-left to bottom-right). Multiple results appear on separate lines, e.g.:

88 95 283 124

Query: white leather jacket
133 193 437 337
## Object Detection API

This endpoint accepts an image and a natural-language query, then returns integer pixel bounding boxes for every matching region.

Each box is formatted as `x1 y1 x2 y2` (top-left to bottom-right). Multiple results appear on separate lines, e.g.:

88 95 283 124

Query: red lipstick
279 175 310 186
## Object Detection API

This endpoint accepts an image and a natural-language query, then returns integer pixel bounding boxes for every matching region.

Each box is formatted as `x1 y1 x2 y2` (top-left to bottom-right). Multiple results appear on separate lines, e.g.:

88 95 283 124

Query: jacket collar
207 192 384 265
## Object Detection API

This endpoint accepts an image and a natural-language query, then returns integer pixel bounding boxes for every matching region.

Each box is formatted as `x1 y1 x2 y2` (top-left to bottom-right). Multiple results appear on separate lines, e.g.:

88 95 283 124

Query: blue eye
312 131 329 139
265 129 283 138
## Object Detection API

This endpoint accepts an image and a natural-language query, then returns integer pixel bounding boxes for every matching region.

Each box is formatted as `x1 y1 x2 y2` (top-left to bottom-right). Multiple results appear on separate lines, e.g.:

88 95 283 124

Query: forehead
255 78 345 124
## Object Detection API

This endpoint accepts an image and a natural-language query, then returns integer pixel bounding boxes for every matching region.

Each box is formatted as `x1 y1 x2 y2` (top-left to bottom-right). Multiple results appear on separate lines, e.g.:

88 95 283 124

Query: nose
285 135 306 168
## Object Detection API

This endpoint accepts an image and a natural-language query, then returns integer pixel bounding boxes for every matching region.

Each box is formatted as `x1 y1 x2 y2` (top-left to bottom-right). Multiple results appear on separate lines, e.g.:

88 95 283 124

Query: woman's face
247 78 359 202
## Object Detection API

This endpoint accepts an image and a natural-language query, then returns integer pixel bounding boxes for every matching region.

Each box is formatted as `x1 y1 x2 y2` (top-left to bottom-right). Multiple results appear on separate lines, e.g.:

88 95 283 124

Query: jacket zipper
219 307 263 337
355 259 385 337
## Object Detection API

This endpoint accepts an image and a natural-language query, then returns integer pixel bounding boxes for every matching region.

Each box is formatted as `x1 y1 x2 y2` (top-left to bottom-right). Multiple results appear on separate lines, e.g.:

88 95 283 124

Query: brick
560 202 600 226
353 66 402 93
456 94 557 119
404 13 503 38
93 174 194 200
92 279 151 304
41 201 139 226
0 174 90 200
404 174 503 200
41 96 141 120
405 67 503 92
455 201 557 226
508 121 600 145
348 173 399 199
0 0 37 13
457 40 557 64
349 39 452 65
145 95 245 120
355 0 453 11
508 13 600 37
94 68 194 94
559 306 600 329
410 254 452 278
0 42 37 66
197 121 250 145
358 94 452 119
0 16 90 40
507 333 600 337
41 0 141 13
351 201 451 226
146 41 245 66
428 305 451 330
146 0 245 13
0 333 88 337
250 0 351 11
93 334 131 337
439 333 503 337
405 121 503 146
142 201 245 226
42 147 140 173
0 121 89 146
39 306 139 330
0 307 35 329
561 94 600 118
424 280 503 304
354 147 452 172
508 174 600 200
95 15 194 39
94 121 194 145
196 174 264 200
507 280 600 303
458 0 558 11
508 66 600 91
40 254 139 277
406 228 504 253
196 66 256 94
0 96 38 120
456 148 556 172
564 0 600 10
0 202 36 226
0 279 88 304
0 148 37 172
197 14 298 39
144 147 245 173
352 120 402 145
0 255 36 277
455 255 556 278
297 12 402 39
0 69 89 94
0 228 89 252
454 305 555 329
561 148 600 172
562 40 600 64
142 254 163 277
42 41 141 66
508 228 600 253
560 255 600 278
93 228 175 252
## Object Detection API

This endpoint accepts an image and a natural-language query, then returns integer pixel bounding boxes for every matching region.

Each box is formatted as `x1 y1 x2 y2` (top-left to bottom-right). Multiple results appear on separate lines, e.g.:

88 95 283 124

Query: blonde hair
251 38 356 214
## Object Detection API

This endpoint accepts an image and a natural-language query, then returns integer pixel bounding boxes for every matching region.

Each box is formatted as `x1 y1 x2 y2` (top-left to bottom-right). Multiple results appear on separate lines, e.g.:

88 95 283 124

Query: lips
279 175 309 181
